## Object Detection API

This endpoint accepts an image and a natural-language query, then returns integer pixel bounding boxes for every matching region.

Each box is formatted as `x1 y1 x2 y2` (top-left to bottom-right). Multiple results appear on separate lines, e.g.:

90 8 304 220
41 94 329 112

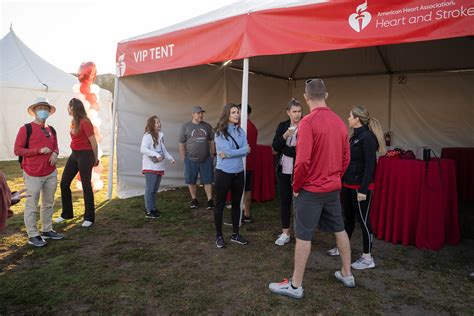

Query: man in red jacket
14 98 64 247
269 79 354 299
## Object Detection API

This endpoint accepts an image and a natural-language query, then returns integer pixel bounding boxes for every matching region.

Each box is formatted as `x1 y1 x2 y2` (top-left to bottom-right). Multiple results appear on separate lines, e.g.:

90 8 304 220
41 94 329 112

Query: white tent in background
0 28 113 161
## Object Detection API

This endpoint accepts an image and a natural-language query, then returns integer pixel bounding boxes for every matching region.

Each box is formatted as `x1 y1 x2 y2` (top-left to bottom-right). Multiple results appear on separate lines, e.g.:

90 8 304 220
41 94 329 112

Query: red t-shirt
293 107 350 193
70 119 95 150
246 119 258 171
14 122 58 177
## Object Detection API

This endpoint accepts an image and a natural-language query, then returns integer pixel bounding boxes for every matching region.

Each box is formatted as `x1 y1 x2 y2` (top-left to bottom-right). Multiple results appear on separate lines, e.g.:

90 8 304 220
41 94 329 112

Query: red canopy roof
116 0 473 77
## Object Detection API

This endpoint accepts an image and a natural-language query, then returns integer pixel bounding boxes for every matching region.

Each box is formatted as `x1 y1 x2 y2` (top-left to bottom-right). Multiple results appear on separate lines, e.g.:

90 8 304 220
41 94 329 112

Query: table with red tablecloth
370 157 460 250
441 147 474 202
252 145 276 202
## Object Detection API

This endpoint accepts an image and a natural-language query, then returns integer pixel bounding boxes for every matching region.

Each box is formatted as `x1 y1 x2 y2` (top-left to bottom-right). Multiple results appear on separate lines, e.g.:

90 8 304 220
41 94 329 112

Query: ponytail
368 117 386 154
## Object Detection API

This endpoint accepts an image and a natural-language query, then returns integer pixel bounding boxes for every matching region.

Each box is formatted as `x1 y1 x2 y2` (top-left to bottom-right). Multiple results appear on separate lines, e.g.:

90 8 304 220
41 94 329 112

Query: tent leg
107 77 119 200
239 58 249 226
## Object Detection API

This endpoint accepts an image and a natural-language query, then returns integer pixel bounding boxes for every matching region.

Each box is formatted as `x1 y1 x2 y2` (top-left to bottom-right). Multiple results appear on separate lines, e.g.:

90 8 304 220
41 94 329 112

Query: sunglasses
41 127 50 138
305 78 323 85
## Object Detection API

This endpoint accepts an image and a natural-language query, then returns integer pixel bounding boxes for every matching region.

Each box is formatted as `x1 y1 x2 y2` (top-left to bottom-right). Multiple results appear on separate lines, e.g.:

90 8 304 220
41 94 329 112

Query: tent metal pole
107 76 119 200
388 74 393 132
239 58 249 226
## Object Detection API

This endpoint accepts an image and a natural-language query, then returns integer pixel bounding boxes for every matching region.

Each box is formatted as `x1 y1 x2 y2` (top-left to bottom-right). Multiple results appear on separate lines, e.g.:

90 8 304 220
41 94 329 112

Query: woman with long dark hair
140 116 175 219
327 106 386 270
56 98 99 227
213 103 250 248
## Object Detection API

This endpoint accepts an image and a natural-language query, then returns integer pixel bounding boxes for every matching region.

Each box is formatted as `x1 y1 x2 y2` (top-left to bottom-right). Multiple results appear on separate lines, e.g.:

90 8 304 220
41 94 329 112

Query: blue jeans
144 172 162 211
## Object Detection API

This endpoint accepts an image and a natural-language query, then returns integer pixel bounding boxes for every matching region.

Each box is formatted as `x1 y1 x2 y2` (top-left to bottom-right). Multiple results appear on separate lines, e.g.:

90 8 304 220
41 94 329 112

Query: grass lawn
1 157 473 314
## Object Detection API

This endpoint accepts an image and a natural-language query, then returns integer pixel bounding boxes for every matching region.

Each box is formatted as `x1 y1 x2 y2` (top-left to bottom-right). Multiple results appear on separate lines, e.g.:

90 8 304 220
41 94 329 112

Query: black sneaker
242 215 253 223
231 233 248 245
216 236 225 248
190 199 199 209
206 199 214 210
41 230 64 240
146 210 160 219
28 236 47 247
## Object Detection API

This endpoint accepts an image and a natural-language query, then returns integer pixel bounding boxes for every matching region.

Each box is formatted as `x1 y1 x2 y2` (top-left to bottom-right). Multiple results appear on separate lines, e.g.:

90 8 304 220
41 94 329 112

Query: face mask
36 110 49 121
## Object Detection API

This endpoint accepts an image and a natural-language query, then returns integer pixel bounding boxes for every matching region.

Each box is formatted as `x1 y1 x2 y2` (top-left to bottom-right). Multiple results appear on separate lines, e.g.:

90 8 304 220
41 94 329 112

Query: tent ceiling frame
376 46 392 74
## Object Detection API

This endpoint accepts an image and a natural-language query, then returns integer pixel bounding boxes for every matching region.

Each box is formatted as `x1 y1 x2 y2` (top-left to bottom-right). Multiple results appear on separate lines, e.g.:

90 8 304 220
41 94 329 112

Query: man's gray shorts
294 189 344 241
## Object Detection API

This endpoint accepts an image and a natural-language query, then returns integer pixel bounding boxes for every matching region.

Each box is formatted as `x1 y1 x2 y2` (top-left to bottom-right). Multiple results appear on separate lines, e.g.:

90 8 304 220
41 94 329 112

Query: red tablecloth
370 157 460 250
441 147 474 202
252 145 276 202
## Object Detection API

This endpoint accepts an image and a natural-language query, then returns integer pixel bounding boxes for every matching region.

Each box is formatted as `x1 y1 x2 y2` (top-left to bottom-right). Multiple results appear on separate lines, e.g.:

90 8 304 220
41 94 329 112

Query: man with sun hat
13 97 64 247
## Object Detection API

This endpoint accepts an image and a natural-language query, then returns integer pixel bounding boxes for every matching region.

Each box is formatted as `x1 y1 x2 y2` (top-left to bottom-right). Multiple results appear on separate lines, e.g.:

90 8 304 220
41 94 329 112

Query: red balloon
94 165 104 173
80 83 90 95
78 62 97 84
95 133 102 143
85 93 97 104
90 102 101 111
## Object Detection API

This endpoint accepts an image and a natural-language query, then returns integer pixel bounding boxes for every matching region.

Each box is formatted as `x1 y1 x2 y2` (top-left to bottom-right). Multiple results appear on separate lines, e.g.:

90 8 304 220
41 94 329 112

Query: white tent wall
390 71 474 154
225 68 291 145
291 72 474 154
116 65 226 199
114 63 473 200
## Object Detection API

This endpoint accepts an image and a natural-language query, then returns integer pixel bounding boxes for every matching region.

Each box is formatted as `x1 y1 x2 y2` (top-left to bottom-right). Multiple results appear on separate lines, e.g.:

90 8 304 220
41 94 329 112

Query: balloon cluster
72 62 104 191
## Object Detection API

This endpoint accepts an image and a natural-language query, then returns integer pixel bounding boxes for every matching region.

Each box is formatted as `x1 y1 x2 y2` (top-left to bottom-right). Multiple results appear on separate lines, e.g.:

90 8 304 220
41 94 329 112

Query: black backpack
18 123 57 167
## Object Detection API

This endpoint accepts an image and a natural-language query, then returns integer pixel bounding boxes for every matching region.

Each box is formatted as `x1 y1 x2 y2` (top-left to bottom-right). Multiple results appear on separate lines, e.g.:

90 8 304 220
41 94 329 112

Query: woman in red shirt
56 98 99 227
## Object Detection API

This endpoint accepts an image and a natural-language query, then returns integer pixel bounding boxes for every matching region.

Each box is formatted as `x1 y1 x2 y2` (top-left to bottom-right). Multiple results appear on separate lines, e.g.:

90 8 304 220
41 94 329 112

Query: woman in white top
140 116 175 218
271 98 303 246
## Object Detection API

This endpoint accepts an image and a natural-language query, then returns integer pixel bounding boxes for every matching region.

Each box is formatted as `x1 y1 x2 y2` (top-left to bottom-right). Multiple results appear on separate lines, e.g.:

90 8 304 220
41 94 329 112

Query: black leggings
278 172 293 229
214 169 244 237
342 186 373 254
60 150 95 222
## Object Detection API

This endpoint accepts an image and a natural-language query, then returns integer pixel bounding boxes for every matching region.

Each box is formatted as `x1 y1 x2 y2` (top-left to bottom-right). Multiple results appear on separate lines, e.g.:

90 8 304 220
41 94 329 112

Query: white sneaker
81 220 93 227
275 233 290 246
54 216 66 223
327 247 340 256
269 278 304 299
334 271 356 288
351 257 375 270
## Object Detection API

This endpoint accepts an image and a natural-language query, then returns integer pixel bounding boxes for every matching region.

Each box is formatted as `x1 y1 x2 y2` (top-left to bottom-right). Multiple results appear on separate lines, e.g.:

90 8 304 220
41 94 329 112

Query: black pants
278 172 293 229
342 186 373 254
60 150 95 222
214 169 244 237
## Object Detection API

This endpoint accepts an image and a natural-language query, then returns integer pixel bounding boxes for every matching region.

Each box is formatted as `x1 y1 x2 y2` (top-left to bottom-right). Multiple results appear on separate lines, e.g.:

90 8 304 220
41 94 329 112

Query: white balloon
90 84 100 95
76 181 83 191
72 83 81 94
93 180 104 191
98 147 103 159
87 109 98 120
91 172 100 183
91 117 101 127
82 100 91 110
73 92 84 99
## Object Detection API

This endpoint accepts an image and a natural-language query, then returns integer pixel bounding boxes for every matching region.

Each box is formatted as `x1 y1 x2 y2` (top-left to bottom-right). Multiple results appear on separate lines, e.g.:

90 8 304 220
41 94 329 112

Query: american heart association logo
116 53 126 77
348 1 372 32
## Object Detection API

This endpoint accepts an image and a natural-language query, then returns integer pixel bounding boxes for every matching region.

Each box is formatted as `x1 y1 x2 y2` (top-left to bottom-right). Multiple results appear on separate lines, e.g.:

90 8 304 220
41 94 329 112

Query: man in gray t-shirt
179 106 215 210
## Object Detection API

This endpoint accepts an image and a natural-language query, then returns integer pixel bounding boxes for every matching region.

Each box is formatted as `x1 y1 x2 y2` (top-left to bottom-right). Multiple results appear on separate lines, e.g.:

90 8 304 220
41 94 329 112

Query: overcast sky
1 0 237 74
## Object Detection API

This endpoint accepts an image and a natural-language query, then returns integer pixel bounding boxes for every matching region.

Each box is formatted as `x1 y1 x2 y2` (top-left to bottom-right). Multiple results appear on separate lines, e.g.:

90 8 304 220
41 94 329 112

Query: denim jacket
215 124 248 173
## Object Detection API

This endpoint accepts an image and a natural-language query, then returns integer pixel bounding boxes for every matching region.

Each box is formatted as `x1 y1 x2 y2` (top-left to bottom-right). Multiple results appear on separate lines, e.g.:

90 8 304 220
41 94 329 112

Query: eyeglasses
305 78 323 85
41 127 50 138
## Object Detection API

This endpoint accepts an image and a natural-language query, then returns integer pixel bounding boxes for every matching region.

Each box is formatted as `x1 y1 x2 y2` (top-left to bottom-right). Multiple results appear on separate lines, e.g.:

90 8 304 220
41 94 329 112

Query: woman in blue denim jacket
213 103 250 248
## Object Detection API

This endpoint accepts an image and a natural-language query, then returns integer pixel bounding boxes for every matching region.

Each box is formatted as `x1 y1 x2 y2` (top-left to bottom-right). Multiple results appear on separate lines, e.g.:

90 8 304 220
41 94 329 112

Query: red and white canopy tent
110 0 473 199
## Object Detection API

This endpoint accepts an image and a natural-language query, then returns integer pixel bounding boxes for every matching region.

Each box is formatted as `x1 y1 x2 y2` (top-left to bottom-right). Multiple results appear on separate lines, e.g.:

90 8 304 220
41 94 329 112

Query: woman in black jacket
327 106 385 270
272 98 302 246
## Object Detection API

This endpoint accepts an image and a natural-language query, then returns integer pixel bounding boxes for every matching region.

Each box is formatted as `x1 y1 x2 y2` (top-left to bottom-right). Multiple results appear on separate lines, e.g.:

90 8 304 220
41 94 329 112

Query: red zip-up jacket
14 122 58 177
293 107 350 193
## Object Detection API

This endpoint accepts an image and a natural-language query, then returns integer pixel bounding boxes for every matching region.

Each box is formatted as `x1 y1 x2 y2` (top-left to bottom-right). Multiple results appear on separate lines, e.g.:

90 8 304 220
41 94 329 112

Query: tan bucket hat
27 97 56 117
